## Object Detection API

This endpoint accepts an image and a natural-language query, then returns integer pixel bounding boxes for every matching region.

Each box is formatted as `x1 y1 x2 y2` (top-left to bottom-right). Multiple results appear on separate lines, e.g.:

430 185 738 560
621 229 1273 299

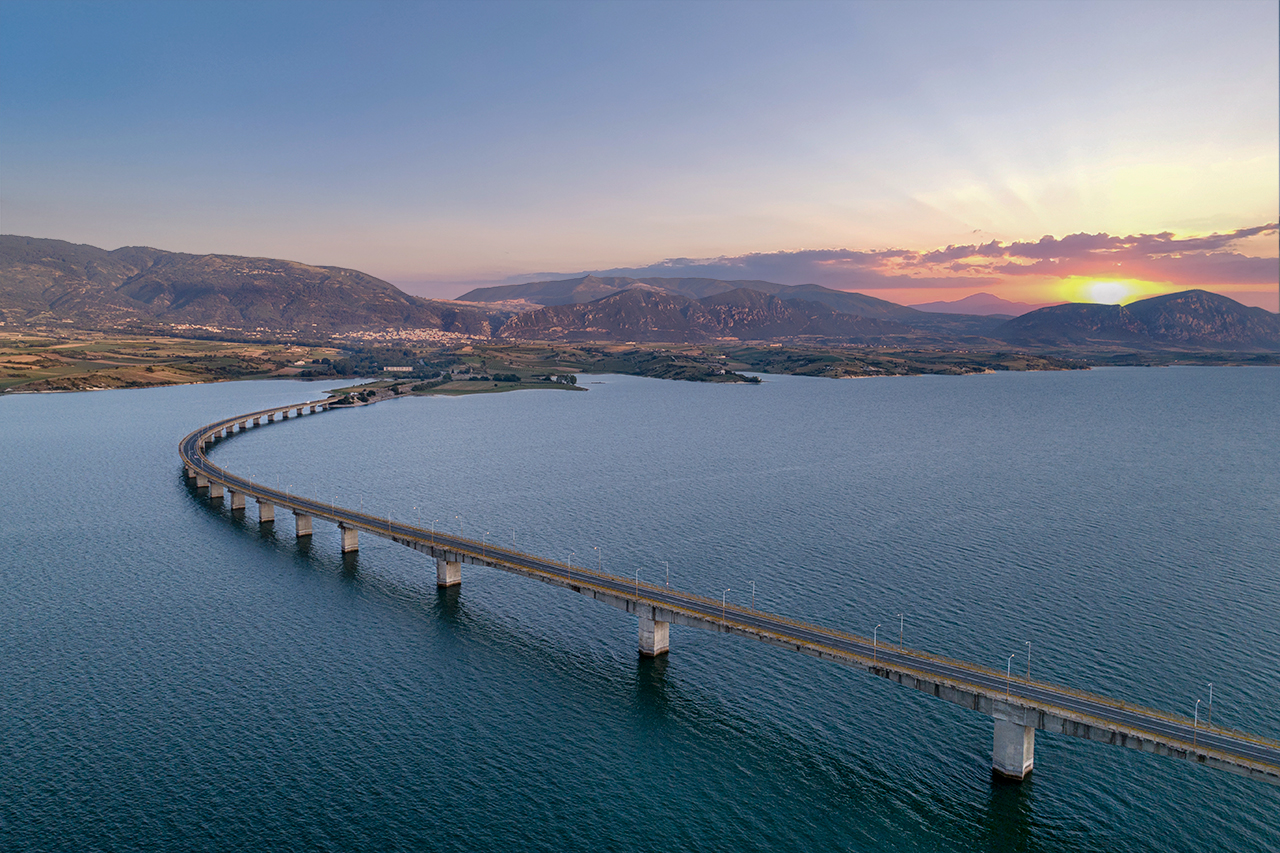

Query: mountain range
462 274 1005 336
3 236 1276 352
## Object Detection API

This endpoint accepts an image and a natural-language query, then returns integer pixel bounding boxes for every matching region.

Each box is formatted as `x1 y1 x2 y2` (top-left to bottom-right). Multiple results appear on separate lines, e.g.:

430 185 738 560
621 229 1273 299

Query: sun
1086 280 1130 304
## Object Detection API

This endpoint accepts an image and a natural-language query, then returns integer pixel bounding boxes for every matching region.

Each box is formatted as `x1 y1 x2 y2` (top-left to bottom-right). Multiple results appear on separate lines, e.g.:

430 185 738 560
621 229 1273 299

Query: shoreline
5 329 1275 397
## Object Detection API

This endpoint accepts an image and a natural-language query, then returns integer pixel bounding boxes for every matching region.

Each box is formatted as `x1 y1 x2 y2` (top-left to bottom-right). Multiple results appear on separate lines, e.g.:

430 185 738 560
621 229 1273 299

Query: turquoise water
1 368 1277 851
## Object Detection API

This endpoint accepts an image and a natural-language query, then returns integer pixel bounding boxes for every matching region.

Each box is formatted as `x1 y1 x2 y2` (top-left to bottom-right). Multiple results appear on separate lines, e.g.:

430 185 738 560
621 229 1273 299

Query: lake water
1 368 1277 852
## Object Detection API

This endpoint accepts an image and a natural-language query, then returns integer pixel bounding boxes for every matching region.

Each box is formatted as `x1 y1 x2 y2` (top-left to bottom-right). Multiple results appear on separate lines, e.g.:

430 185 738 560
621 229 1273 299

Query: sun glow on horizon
1056 276 1171 305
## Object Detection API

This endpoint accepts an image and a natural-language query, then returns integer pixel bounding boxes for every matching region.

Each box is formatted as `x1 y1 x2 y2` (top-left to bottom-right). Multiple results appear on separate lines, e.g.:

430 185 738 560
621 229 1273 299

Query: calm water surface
1 368 1277 852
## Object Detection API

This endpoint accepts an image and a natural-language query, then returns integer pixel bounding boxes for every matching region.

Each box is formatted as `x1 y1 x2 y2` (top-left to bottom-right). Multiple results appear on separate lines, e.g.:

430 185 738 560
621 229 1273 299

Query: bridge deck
180 400 1280 786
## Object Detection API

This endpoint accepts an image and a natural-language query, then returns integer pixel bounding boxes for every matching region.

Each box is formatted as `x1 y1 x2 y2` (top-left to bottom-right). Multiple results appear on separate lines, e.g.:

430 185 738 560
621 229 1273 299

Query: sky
1 0 1276 309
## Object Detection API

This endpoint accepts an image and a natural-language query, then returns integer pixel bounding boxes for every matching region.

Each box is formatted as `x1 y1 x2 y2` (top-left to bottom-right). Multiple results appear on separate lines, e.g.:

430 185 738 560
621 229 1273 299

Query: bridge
180 398 1280 786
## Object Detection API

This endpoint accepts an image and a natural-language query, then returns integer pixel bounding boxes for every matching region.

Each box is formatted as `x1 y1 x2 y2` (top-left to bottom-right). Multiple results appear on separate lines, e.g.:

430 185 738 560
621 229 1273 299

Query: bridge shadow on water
633 654 673 717
982 777 1036 853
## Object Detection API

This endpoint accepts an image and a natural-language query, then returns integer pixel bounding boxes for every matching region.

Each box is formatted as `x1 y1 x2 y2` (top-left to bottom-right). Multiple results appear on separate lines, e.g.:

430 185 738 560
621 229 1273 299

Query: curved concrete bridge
180 398 1280 786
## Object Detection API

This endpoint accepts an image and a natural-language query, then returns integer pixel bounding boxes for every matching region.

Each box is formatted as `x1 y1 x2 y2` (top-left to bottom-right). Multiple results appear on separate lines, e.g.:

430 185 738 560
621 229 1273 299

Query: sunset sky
2 0 1276 309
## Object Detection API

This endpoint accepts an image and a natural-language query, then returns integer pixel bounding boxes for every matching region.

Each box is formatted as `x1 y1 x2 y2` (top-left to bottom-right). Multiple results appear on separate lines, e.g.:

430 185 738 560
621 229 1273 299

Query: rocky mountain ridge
496 288 923 343
0 235 501 336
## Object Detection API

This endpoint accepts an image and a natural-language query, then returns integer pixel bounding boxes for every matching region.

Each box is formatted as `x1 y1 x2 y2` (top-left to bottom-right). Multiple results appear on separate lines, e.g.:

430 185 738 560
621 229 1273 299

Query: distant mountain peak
910 292 1058 316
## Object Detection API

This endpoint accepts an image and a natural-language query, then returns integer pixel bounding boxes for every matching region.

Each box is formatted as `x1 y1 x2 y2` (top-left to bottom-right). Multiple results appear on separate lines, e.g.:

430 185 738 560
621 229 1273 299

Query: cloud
513 223 1278 294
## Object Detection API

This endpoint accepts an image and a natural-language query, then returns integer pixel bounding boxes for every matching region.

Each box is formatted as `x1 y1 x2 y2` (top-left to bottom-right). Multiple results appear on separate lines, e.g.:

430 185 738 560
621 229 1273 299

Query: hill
993 290 1280 351
0 235 501 337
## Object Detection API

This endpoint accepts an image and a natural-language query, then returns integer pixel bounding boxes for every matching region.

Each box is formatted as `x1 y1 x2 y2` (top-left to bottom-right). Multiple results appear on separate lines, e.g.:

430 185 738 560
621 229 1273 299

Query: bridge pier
258 500 274 523
339 524 359 552
992 719 1035 780
208 482 224 499
436 557 461 587
294 512 312 537
638 609 670 656
228 490 245 510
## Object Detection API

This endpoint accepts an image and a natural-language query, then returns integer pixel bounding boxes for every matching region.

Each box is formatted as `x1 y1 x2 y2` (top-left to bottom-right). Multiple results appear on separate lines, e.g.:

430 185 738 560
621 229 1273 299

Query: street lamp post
722 588 731 621
1006 653 1016 700
750 581 756 610
432 519 438 547
897 613 903 651
456 515 463 537
1207 683 1213 727
873 624 881 665
1194 699 1202 748
1026 641 1032 680
635 569 640 597
568 551 574 583
663 560 669 588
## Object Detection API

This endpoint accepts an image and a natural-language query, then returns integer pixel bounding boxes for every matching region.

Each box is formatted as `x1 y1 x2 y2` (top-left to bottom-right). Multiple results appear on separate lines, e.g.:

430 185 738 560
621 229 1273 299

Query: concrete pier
208 482 224 499
339 524 359 552
258 500 274 523
195 475 208 489
295 512 312 537
993 719 1035 780
228 490 245 510
436 557 461 587
638 611 670 656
